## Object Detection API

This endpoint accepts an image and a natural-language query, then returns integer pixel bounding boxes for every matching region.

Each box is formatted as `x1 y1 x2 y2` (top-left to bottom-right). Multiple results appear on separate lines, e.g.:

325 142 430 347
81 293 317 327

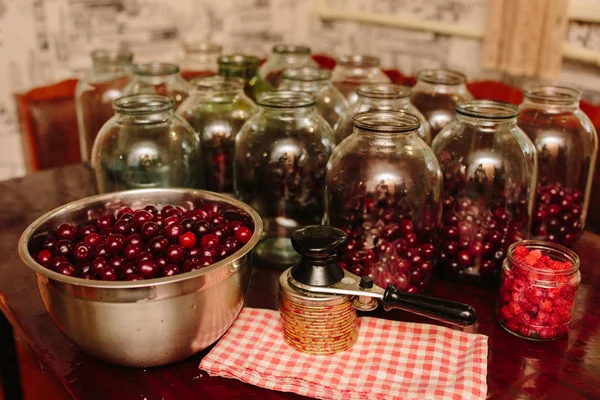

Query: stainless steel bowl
18 188 263 367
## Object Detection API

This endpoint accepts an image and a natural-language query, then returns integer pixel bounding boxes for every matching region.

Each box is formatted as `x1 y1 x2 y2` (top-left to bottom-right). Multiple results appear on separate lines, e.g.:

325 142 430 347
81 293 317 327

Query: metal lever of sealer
289 225 477 327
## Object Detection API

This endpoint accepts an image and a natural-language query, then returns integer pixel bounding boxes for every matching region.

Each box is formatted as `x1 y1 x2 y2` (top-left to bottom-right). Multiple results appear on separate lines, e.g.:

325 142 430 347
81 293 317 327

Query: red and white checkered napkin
200 308 488 400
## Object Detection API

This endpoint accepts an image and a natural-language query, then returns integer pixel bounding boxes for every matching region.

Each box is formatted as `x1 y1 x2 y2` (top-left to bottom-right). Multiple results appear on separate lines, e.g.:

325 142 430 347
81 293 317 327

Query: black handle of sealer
382 284 477 327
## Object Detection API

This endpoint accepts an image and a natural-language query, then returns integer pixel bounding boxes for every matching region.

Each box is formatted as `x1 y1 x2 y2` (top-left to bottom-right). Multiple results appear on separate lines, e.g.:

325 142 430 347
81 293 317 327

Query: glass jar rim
357 83 411 99
91 49 133 64
190 75 245 92
353 111 421 133
417 68 466 85
133 62 180 76
522 85 581 105
282 67 331 82
183 42 223 55
257 91 315 108
337 55 380 68
113 94 173 115
507 240 580 275
218 54 261 68
456 100 518 119
273 44 311 55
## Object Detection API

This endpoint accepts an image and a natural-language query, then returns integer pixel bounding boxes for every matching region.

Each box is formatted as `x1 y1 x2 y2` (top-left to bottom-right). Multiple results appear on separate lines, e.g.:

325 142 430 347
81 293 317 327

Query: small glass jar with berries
497 241 580 340
432 100 537 284
518 86 598 247
324 111 442 293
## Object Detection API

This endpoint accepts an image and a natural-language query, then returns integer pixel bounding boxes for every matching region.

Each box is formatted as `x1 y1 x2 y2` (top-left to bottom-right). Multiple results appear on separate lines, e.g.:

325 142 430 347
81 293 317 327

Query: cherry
235 226 253 244
163 215 180 228
105 234 126 255
119 263 137 280
125 234 142 246
137 259 158 278
164 224 183 243
166 245 185 264
149 236 169 255
124 244 141 261
456 250 472 267
100 267 118 281
186 247 202 260
198 255 214 267
43 237 58 252
37 249 53 267
202 248 218 259
84 233 103 248
193 220 212 237
144 205 158 215
126 274 144 281
132 210 153 228
410 269 424 284
141 221 160 239
91 257 109 276
73 242 93 263
179 232 197 248
56 262 77 277
200 234 220 249
180 218 196 232
97 215 115 230
78 224 97 238
116 207 133 219
136 250 153 264
51 256 68 270
56 223 78 241
55 240 73 257
154 256 168 269
161 264 180 277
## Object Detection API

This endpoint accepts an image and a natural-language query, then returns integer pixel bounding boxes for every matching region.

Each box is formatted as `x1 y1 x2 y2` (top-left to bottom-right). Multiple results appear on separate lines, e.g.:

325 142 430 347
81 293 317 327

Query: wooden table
1 164 599 400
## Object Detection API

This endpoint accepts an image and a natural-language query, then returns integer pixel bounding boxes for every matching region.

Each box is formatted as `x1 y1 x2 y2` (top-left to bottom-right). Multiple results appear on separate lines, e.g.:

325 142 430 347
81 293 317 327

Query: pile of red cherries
336 194 438 294
438 195 528 282
33 203 254 281
531 183 584 246
497 245 578 340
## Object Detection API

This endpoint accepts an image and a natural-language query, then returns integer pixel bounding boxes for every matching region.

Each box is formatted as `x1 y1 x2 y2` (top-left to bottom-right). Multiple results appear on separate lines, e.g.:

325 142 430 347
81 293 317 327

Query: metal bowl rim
18 188 263 289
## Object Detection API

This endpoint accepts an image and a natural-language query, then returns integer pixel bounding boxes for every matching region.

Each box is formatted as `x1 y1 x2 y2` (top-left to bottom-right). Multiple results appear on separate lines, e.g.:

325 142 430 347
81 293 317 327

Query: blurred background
0 0 599 181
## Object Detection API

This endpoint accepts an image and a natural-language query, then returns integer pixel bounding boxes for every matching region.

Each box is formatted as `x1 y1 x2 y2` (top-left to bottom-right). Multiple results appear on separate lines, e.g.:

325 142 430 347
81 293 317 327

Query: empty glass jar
122 63 191 110
91 94 203 193
331 55 391 105
218 55 272 103
325 111 442 293
518 86 598 246
432 100 537 284
177 76 257 195
180 42 222 81
234 91 334 267
411 69 473 140
75 49 133 164
334 84 431 145
279 66 348 130
259 44 318 88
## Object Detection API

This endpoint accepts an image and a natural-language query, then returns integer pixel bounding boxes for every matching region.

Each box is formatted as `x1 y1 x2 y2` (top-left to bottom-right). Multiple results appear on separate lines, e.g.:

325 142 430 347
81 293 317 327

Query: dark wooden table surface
1 164 599 400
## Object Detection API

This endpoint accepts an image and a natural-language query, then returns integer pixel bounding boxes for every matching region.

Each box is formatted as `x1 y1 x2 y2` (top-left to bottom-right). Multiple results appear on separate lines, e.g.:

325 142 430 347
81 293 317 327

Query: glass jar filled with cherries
234 91 333 267
177 76 257 195
279 66 348 130
432 100 537 284
334 84 431 146
179 42 222 81
122 63 191 110
411 68 473 140
75 49 133 165
325 111 442 293
218 55 273 102
331 55 391 105
517 86 598 247
91 94 203 193
259 44 318 88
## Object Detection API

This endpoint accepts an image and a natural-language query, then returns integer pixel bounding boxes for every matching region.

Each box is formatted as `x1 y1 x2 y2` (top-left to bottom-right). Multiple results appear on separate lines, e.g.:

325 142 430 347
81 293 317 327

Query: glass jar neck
356 95 411 110
133 63 181 84
414 69 467 94
114 95 174 123
521 86 581 112
184 43 222 61
352 111 421 140
456 101 518 127
91 50 133 73
218 56 260 81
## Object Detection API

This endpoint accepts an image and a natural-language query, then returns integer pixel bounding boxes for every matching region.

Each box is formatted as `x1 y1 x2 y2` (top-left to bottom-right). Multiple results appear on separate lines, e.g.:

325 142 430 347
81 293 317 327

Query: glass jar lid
273 44 311 55
113 94 173 115
282 66 331 82
357 83 411 99
417 68 467 85
337 55 380 68
133 63 180 77
91 49 134 65
522 85 581 105
456 100 518 120
353 110 421 133
257 91 315 108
